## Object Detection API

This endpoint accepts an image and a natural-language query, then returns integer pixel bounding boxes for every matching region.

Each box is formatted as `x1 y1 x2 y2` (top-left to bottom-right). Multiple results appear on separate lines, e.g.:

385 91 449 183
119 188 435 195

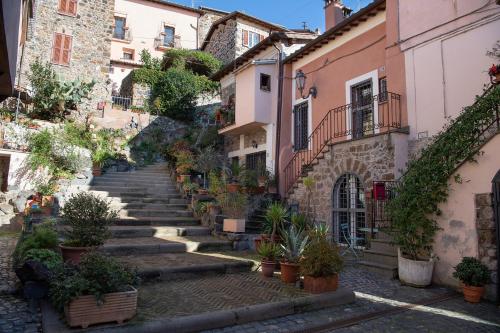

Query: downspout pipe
492 172 500 305
273 42 284 197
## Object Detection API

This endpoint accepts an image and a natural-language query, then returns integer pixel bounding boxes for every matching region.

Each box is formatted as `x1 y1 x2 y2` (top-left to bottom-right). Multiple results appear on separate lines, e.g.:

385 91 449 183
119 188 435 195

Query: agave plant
264 203 289 241
281 226 309 264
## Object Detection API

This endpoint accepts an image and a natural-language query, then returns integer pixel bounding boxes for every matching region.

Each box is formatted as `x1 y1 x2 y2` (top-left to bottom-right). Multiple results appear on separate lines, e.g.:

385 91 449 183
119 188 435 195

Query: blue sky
175 0 373 32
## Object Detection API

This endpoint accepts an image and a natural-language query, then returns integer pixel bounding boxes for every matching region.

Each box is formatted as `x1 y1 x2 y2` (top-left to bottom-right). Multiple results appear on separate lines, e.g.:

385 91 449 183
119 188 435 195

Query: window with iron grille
379 77 387 102
245 152 266 174
293 101 308 151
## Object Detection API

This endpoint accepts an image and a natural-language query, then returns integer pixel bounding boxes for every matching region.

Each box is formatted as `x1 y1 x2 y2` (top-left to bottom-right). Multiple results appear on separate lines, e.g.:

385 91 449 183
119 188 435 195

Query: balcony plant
257 242 281 278
280 226 309 283
453 257 490 303
220 191 247 233
59 192 117 264
50 252 139 328
301 226 343 293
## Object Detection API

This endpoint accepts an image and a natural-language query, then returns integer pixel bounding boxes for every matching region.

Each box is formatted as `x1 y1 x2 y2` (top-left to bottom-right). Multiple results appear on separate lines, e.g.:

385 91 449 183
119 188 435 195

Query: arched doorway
332 173 366 247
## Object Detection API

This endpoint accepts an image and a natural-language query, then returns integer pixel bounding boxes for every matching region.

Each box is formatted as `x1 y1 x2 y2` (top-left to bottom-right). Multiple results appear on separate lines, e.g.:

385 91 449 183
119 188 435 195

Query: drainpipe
272 42 284 197
493 175 500 305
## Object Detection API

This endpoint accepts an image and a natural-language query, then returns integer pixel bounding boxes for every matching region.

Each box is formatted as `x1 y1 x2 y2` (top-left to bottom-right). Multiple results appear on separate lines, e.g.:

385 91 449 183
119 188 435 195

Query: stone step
91 180 174 187
107 197 188 205
119 209 193 218
109 226 210 238
87 190 182 199
84 187 179 195
115 253 254 281
114 216 200 227
110 203 188 210
102 235 232 255
363 249 398 267
370 239 397 254
357 260 398 279
97 174 173 181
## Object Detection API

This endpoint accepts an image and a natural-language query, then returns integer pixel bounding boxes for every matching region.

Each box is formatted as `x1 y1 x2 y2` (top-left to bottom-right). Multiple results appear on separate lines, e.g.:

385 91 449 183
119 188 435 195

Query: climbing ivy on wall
387 85 500 260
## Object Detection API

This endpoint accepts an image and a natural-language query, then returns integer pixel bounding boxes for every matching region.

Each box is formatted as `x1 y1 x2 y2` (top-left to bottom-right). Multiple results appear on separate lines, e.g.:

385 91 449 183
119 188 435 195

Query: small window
242 30 263 48
163 26 175 47
379 77 388 102
122 49 134 60
293 101 309 151
113 17 126 40
58 0 78 16
52 33 72 66
260 74 271 92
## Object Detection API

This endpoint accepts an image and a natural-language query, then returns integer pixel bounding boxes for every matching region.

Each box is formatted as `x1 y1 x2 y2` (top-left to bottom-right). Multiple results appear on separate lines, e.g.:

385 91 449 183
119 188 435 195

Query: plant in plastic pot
453 257 490 303
257 241 281 278
59 193 117 264
280 226 309 284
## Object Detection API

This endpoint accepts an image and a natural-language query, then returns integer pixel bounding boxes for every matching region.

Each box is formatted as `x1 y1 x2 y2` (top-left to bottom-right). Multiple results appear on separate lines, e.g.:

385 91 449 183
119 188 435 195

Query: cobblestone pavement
203 266 500 333
0 235 41 333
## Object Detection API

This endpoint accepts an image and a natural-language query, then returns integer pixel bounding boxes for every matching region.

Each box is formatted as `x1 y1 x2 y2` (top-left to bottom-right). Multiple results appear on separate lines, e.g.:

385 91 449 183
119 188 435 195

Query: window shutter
52 33 63 64
68 0 77 15
242 30 249 46
259 34 265 42
59 0 68 12
61 35 72 65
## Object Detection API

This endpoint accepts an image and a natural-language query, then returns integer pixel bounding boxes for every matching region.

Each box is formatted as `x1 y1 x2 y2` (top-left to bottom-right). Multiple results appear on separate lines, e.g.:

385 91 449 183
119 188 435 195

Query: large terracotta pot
226 183 240 193
65 287 137 328
304 274 339 294
398 249 434 287
280 262 300 283
462 284 485 303
261 260 275 278
60 245 94 265
92 164 102 177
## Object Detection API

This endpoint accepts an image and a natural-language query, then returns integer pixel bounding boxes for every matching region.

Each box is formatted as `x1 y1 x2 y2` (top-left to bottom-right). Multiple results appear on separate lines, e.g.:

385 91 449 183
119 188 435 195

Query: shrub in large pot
300 226 343 293
50 252 139 328
280 226 309 284
175 150 194 183
453 257 490 303
60 193 117 265
225 163 242 193
257 241 281 278
220 191 247 233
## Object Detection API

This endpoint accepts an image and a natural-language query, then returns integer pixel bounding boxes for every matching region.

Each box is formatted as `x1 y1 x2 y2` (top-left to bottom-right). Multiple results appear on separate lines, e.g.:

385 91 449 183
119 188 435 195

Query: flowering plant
488 64 499 76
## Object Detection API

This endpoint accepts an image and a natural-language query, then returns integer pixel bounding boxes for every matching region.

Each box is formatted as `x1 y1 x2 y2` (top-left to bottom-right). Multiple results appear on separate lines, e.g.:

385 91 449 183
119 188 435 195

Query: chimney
324 0 347 31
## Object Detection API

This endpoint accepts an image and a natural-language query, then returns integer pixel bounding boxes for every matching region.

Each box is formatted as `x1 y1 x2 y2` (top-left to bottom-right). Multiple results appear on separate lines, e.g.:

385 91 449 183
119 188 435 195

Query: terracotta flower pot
304 274 339 294
254 237 262 252
226 183 240 193
92 164 102 177
261 260 276 278
42 195 54 207
280 262 300 283
462 284 485 303
41 206 52 216
209 205 221 216
258 176 267 187
176 175 182 183
59 245 94 265
65 287 137 328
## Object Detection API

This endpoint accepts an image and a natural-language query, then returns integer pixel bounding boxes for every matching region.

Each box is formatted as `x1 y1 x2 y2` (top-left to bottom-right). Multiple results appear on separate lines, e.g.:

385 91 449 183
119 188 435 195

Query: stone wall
475 193 498 301
198 11 226 48
119 71 150 106
17 0 114 116
243 129 266 149
287 133 408 235
204 18 237 65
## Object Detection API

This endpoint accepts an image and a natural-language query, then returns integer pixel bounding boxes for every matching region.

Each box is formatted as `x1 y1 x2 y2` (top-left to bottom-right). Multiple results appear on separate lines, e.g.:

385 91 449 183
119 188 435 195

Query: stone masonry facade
198 10 226 49
287 133 406 237
475 193 498 301
224 128 267 162
17 0 114 115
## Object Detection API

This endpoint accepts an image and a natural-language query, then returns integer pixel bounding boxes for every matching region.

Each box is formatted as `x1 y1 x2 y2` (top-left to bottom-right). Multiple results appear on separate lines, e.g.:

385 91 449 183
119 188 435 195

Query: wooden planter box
65 287 137 328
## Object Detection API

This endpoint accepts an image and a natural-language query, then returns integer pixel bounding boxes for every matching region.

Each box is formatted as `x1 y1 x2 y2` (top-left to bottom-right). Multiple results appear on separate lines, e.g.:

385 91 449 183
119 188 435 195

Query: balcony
154 34 181 50
284 92 403 193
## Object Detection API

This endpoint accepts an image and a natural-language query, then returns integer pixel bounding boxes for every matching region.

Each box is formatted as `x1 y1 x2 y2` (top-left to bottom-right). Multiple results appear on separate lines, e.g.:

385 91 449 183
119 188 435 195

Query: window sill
156 45 176 51
112 38 131 44
51 61 70 68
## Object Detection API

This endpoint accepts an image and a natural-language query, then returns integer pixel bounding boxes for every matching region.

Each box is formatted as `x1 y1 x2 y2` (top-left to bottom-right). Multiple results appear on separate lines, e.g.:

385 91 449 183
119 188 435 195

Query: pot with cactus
280 226 309 284
257 242 281 278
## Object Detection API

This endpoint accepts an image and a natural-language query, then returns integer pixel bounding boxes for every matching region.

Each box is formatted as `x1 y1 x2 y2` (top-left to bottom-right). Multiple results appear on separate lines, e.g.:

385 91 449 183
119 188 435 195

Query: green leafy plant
24 249 63 271
195 146 220 188
387 86 500 260
208 170 224 197
14 223 59 267
453 257 490 287
36 180 57 196
220 191 247 219
264 203 289 241
175 150 194 175
280 226 309 264
300 235 343 278
257 242 282 262
60 192 117 247
291 214 308 233
49 252 139 312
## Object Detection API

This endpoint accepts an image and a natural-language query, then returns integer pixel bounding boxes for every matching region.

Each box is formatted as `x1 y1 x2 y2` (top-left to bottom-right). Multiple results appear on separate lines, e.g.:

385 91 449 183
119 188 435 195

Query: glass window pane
114 17 125 39
164 26 175 47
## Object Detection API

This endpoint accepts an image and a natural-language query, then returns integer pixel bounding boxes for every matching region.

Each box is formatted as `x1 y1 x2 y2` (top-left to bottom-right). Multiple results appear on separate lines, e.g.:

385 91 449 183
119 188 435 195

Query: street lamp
295 70 317 99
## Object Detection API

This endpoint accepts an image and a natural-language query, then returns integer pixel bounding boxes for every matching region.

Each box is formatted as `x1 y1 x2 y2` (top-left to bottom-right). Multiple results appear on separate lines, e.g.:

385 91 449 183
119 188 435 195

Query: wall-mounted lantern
296 70 317 99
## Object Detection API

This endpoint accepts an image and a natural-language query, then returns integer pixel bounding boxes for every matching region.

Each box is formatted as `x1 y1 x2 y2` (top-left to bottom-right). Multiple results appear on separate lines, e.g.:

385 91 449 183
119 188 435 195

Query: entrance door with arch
332 173 367 248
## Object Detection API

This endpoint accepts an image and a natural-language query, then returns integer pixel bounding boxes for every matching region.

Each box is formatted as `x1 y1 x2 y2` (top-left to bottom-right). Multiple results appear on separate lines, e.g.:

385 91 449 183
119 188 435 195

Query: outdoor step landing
369 239 397 254
115 252 254 281
119 209 193 218
357 260 398 279
363 249 398 267
109 226 210 238
110 203 188 210
114 216 200 227
87 190 182 199
86 185 178 192
107 197 188 205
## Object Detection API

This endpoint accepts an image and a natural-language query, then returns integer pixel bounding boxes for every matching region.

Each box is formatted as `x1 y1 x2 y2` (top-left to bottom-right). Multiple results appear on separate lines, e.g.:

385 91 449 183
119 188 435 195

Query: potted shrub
226 163 242 193
195 146 219 191
453 257 490 303
221 191 247 233
50 252 139 328
91 149 110 177
257 242 281 278
59 192 117 264
300 227 343 293
36 181 57 215
175 150 194 183
280 226 309 284
261 203 288 243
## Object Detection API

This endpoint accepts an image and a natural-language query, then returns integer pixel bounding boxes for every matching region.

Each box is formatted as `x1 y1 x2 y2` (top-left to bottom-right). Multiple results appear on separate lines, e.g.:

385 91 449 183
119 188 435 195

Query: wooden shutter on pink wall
260 34 265 42
242 30 249 46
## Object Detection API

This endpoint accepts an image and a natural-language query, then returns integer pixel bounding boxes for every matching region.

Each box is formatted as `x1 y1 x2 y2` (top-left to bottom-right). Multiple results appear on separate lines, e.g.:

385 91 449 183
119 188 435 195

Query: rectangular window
242 30 263 48
113 17 126 39
293 101 308 151
260 74 271 92
122 49 134 60
163 26 175 47
51 33 72 66
246 152 266 174
379 77 388 102
58 0 77 16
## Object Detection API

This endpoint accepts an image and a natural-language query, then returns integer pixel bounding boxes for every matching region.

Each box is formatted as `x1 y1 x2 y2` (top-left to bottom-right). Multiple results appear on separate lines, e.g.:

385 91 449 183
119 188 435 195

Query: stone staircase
359 232 398 278
83 163 253 281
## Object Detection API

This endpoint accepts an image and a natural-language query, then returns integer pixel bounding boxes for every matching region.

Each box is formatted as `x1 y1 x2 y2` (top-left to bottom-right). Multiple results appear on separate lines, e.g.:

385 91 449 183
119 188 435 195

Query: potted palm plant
301 226 343 293
195 146 219 191
261 203 288 244
221 191 247 233
59 192 117 264
91 149 110 177
257 241 281 278
226 163 242 193
280 226 309 284
453 257 490 303
50 252 139 328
